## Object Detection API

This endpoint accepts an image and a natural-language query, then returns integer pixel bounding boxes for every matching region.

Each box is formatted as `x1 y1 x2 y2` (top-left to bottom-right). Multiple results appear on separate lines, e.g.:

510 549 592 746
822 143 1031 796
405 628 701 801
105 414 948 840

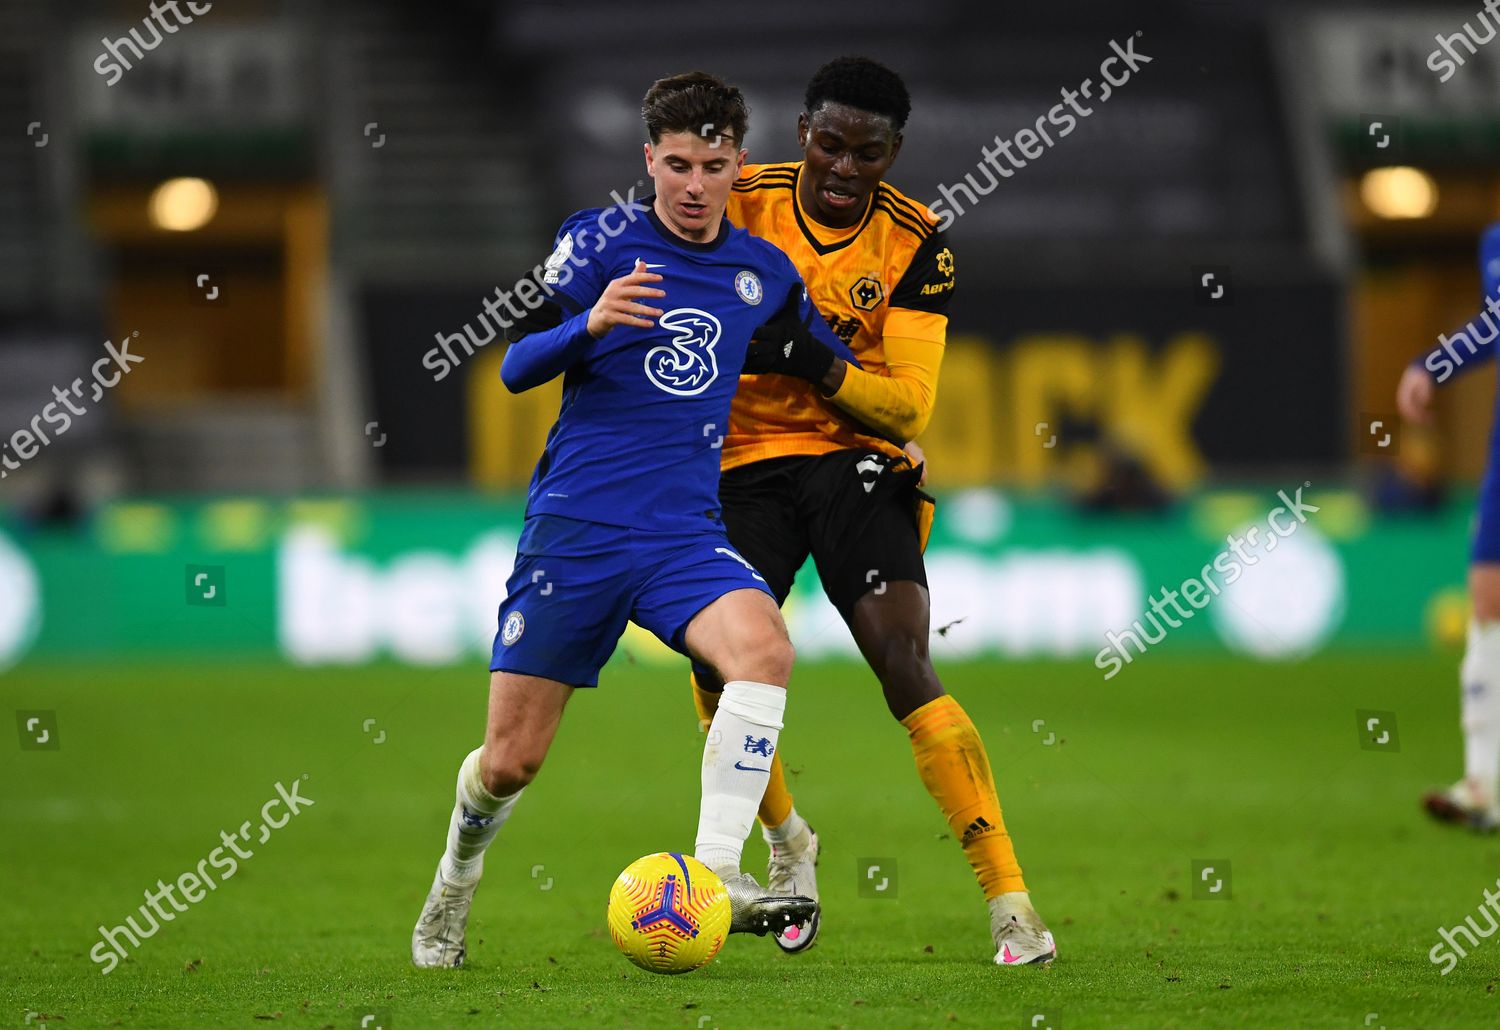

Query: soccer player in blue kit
1398 221 1500 831
412 72 861 966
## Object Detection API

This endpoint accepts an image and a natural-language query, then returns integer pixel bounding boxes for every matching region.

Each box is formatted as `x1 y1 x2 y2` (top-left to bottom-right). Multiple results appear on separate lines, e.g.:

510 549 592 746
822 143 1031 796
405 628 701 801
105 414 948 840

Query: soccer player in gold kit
689 56 1056 965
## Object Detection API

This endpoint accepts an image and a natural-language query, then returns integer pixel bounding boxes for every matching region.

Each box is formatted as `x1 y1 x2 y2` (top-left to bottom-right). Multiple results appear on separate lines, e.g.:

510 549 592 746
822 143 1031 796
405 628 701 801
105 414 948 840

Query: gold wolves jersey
723 161 954 470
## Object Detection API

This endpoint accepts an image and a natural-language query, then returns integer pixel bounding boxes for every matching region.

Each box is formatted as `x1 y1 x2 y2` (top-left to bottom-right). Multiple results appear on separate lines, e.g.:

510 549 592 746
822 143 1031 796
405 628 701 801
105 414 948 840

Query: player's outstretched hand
1396 363 1436 425
588 259 665 339
744 287 836 383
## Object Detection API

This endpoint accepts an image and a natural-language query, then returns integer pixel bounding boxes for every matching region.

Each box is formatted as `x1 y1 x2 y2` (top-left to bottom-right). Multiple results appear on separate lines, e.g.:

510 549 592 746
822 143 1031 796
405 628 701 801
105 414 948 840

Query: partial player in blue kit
1398 220 1500 830
411 71 859 968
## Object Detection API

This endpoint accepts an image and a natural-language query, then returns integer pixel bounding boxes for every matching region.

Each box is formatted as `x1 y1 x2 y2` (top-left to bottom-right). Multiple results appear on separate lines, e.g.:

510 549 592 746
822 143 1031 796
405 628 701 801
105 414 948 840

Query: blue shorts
490 515 775 688
1476 449 1500 563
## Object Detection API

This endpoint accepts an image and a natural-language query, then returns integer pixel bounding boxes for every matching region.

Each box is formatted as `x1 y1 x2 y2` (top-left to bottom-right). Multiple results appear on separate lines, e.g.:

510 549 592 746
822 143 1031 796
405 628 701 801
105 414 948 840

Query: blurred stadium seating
2 0 1499 668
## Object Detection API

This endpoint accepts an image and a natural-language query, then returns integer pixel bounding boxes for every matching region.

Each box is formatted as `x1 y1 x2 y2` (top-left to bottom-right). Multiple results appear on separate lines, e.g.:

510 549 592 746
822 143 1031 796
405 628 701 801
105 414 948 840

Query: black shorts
716 448 930 620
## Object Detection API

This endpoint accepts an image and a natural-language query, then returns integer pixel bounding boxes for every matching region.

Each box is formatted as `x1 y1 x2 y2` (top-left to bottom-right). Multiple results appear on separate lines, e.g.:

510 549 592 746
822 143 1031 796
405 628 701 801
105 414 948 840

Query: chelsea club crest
501 611 525 646
734 270 763 305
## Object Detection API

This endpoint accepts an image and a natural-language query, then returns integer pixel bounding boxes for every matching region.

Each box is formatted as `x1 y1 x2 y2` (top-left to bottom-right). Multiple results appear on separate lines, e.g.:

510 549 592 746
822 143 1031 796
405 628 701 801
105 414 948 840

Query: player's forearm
827 359 937 441
825 334 942 441
500 311 594 393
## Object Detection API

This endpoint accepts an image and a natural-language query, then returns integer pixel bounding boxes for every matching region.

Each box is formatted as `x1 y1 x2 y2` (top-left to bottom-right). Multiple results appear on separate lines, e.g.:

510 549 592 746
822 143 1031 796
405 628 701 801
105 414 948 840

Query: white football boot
412 865 478 968
765 825 820 952
990 892 1056 966
720 871 818 936
1423 777 1500 832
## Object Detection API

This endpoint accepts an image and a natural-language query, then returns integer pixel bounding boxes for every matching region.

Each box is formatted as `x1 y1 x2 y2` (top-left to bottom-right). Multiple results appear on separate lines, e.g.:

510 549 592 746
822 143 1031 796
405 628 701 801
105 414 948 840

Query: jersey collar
791 164 877 256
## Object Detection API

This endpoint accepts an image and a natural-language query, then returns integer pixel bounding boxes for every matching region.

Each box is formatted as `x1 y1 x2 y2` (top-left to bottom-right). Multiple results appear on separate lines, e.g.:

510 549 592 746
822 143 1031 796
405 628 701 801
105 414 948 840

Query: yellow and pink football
606 852 731 974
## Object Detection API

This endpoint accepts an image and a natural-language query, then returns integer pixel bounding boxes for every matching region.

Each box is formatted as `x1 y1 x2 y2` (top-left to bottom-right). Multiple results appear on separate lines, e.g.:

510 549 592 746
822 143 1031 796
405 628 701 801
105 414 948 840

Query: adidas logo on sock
961 816 994 845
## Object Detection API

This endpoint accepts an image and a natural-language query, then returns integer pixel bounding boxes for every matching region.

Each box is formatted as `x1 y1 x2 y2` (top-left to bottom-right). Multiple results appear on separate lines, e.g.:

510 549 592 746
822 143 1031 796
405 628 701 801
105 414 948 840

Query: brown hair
641 71 749 147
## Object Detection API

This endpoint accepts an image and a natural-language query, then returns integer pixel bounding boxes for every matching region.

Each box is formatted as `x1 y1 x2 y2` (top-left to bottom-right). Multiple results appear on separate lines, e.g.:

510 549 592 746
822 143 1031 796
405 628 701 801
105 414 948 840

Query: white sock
439 747 522 886
762 807 811 849
695 680 786 878
1461 621 1500 799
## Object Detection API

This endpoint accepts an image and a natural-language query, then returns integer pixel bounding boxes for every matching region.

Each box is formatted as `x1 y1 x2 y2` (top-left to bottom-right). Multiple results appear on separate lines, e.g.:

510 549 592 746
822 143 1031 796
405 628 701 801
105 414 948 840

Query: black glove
503 298 565 343
743 287 837 384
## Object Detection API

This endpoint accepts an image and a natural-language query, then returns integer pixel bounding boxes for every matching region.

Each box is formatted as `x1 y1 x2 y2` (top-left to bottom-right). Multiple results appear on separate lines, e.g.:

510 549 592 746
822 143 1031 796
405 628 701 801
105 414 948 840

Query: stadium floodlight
1360 166 1438 220
148 177 219 232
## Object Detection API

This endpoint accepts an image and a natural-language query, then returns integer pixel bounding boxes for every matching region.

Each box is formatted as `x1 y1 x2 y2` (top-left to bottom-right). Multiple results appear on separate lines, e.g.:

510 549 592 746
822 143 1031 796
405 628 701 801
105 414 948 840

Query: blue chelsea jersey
505 201 857 534
1415 221 1500 386
1485 221 1500 300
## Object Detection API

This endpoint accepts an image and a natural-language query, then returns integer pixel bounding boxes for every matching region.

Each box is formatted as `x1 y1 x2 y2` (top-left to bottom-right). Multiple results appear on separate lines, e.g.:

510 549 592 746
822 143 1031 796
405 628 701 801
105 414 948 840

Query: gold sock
692 672 793 827
902 694 1026 897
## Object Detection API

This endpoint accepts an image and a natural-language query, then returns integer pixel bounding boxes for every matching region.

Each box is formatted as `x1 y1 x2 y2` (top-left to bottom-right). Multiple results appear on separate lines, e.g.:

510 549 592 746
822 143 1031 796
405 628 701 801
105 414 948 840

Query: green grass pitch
4 652 1500 1028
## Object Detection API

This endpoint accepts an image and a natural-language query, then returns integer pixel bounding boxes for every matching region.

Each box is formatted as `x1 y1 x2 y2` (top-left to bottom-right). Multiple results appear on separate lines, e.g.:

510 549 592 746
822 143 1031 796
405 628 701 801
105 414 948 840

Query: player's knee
752 634 795 685
874 631 942 719
479 745 543 797
728 630 794 685
770 637 796 683
877 627 931 674
1468 569 1500 620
